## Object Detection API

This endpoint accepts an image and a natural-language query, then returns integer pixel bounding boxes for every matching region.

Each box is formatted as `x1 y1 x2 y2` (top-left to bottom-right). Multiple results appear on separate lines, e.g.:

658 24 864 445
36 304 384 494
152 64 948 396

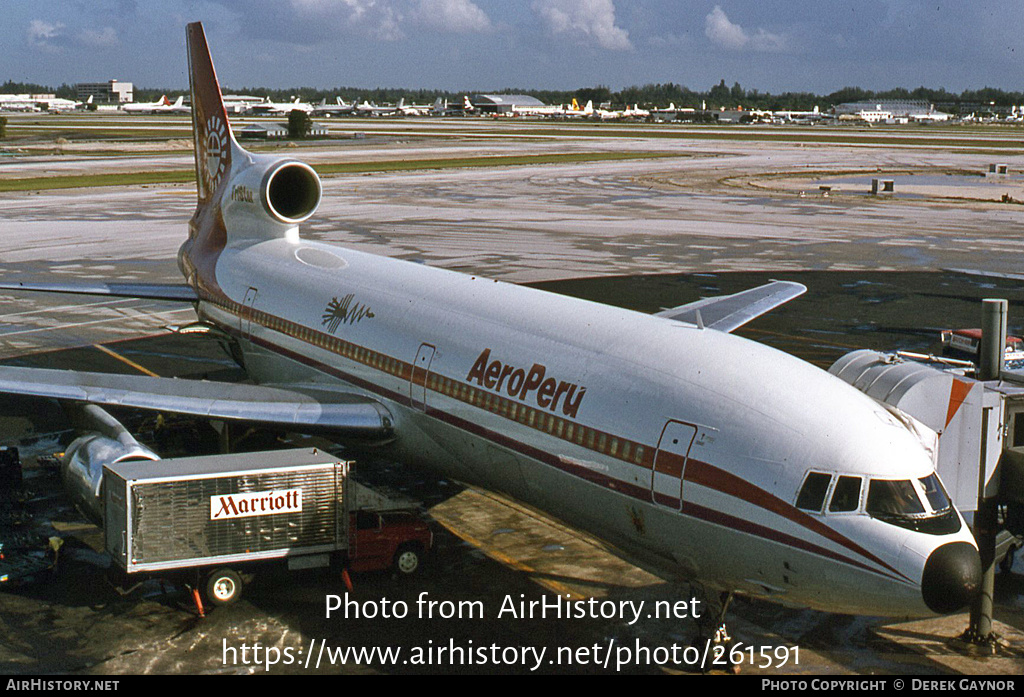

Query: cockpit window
796 472 831 513
866 479 925 517
866 477 961 535
828 476 862 513
918 474 951 514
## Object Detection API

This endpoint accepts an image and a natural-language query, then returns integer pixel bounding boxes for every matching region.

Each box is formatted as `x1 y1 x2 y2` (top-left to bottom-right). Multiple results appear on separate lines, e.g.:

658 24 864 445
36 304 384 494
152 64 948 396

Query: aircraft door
240 286 258 340
651 420 697 510
410 343 436 411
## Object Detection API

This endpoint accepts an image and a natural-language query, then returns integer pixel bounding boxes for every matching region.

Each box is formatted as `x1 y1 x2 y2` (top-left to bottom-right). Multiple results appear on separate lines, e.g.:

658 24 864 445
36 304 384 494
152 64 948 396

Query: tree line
4 78 1022 113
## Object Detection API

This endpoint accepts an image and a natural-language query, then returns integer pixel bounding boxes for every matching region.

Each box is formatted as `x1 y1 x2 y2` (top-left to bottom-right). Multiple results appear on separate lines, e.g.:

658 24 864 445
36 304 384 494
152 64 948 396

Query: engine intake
263 162 321 224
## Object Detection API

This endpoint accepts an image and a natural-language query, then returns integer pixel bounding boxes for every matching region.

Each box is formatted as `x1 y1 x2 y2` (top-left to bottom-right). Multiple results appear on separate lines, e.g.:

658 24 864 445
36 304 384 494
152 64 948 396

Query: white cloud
704 6 746 49
213 0 493 42
704 5 787 52
205 0 401 41
414 0 491 33
373 5 406 41
26 20 67 52
28 18 123 52
532 0 632 51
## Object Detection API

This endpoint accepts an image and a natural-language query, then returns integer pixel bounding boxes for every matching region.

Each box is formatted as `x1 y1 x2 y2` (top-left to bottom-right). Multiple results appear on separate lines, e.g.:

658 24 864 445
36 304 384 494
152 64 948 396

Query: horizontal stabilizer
655 280 806 333
0 366 392 438
0 281 198 302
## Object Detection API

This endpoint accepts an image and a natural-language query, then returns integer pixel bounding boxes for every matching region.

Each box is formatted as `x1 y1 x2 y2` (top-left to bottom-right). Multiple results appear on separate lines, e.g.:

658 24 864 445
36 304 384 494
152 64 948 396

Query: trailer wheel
393 544 423 576
205 568 243 605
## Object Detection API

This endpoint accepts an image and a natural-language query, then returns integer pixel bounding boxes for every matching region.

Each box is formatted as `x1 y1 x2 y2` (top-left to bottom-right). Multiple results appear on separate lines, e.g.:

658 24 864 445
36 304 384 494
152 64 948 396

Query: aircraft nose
921 542 982 614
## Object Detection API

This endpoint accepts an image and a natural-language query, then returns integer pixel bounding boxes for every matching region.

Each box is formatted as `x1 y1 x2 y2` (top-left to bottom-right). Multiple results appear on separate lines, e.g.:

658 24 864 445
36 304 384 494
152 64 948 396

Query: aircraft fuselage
188 232 976 617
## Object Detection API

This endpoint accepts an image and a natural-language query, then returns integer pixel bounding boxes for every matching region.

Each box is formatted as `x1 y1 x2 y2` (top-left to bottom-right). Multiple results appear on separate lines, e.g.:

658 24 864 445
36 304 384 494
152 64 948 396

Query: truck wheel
205 568 243 605
393 545 423 576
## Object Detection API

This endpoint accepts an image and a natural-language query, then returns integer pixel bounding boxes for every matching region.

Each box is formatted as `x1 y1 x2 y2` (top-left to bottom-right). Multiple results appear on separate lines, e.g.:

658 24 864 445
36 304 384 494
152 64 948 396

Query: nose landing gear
690 590 740 674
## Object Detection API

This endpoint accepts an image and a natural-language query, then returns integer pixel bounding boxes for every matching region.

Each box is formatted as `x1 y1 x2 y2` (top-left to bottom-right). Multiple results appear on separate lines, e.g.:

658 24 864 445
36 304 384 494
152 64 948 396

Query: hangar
470 94 547 115
833 100 951 123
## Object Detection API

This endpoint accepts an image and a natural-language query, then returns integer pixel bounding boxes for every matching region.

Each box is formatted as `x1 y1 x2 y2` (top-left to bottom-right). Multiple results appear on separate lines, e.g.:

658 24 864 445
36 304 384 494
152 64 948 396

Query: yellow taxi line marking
92 343 160 377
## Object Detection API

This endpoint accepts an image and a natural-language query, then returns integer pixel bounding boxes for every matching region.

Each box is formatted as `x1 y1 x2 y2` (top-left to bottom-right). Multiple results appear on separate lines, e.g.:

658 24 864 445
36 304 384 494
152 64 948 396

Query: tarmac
0 119 1023 674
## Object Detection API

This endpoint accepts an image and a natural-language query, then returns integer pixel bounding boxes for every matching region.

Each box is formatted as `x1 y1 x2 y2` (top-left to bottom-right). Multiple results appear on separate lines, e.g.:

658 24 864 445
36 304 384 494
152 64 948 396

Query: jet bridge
831 352 1003 513
829 349 1024 532
829 297 1024 649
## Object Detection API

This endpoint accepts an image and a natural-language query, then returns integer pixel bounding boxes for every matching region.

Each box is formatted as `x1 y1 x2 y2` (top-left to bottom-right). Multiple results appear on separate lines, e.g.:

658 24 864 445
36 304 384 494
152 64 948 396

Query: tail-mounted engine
221 155 322 238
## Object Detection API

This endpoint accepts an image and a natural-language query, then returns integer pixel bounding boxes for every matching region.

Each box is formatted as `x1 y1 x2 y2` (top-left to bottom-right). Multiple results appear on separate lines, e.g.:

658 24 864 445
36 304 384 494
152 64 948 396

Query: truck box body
103 448 350 574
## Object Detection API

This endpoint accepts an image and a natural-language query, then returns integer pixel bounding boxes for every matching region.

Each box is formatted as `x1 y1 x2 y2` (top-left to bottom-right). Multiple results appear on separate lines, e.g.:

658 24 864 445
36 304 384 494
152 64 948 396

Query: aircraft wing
0 366 392 437
0 281 197 302
654 280 806 333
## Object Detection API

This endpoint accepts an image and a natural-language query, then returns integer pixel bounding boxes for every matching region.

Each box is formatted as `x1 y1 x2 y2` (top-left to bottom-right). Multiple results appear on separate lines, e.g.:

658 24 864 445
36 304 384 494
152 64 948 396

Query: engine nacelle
61 405 160 525
220 155 322 239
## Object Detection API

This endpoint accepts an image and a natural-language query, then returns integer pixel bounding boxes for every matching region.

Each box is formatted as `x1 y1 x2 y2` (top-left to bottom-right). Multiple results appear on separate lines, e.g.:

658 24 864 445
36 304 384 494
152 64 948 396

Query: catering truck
102 448 432 606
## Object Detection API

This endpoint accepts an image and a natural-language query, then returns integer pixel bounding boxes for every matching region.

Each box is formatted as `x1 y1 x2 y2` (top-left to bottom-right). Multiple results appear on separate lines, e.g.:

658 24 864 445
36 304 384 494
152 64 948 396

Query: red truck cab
349 509 433 575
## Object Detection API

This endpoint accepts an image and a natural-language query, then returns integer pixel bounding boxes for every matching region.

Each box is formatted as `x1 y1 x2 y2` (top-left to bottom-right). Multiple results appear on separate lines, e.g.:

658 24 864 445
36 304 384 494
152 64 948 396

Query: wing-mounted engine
61 404 160 525
220 153 322 241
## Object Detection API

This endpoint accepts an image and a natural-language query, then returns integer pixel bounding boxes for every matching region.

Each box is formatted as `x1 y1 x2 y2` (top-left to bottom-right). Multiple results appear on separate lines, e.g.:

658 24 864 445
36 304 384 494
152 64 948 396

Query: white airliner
248 96 314 115
355 99 404 117
313 97 356 117
122 95 175 115
0 23 982 622
396 98 444 117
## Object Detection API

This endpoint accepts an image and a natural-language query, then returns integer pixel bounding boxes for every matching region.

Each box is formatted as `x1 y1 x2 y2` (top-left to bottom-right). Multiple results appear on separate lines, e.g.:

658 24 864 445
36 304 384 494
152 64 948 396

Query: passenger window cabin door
651 420 698 510
410 343 436 411
240 286 258 340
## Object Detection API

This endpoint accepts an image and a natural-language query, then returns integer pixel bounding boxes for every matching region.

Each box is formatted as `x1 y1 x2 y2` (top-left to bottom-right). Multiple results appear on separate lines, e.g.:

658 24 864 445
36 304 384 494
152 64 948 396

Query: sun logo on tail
203 114 227 192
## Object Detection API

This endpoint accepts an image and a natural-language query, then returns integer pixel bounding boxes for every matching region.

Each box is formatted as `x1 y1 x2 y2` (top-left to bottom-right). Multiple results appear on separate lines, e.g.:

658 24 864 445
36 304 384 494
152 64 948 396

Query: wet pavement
1 123 1023 674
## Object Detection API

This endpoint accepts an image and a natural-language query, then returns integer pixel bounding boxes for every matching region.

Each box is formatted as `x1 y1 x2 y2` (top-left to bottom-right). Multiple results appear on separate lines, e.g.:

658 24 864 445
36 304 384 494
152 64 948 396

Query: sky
3 1 1023 95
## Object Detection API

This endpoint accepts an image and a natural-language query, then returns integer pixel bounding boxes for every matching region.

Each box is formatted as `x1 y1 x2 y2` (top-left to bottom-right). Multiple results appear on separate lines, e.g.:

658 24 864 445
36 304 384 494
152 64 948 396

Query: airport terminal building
75 79 134 104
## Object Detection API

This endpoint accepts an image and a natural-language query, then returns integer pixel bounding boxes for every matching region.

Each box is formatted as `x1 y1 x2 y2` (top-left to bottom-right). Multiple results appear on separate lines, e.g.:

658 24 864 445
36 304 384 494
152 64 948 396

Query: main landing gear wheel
393 544 423 576
205 567 243 606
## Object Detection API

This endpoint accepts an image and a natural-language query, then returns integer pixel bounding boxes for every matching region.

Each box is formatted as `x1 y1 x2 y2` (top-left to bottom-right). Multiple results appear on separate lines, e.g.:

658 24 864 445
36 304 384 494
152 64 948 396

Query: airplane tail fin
186 21 241 207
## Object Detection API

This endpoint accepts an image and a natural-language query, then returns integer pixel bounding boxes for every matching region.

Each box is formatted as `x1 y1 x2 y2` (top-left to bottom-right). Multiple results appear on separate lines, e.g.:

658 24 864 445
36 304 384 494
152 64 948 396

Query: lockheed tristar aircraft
0 23 982 624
